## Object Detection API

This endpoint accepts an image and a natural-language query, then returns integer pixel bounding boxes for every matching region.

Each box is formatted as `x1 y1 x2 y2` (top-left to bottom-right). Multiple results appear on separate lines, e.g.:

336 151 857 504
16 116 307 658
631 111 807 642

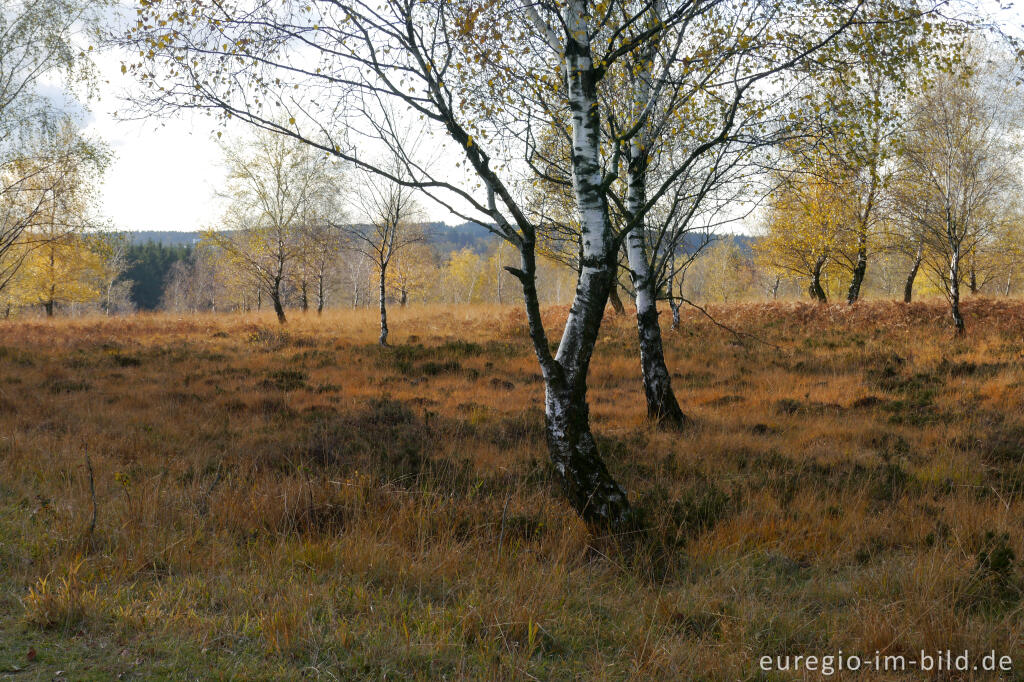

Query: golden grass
1 299 1023 679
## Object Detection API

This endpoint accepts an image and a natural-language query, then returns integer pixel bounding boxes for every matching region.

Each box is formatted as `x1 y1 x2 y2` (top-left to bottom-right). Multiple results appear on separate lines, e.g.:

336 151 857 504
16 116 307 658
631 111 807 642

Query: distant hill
721 233 757 256
121 226 756 258
423 221 497 254
127 231 202 246
124 223 500 253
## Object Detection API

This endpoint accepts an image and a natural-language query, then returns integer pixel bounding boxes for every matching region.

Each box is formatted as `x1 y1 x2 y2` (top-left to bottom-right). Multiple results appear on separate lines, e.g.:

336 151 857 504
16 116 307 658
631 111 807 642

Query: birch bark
524 0 631 526
623 24 687 427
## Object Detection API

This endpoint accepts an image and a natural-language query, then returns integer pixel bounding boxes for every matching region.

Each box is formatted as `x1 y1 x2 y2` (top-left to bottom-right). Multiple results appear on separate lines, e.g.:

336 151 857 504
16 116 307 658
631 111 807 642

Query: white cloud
83 49 226 231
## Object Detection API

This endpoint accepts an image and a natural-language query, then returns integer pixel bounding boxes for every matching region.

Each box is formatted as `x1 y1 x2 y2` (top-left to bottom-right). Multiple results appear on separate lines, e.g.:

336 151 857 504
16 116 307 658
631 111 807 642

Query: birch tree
1 0 107 291
756 162 854 303
296 222 344 315
515 0 926 426
4 123 109 316
346 168 424 345
208 129 342 324
2 125 106 296
894 52 1023 332
389 242 437 306
123 0 937 526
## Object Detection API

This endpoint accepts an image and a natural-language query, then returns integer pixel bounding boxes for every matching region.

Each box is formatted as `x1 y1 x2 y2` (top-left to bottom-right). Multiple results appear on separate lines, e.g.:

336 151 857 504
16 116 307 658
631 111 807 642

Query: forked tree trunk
44 300 54 317
846 233 868 304
903 247 922 303
607 278 625 315
514 238 630 527
378 266 388 346
809 256 828 303
530 3 631 526
270 280 286 324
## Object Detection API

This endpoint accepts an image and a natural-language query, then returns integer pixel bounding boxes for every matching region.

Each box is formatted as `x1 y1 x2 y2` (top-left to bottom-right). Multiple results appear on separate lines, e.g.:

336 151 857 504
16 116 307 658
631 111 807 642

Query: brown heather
1 299 1023 679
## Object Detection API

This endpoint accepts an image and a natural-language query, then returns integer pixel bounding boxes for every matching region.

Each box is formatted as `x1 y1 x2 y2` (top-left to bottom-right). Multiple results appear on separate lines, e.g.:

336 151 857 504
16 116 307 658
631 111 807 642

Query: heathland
1 300 1023 680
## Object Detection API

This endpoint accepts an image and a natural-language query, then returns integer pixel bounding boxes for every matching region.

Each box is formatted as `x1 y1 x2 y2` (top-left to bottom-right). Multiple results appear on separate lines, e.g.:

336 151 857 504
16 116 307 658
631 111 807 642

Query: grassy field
1 300 1023 680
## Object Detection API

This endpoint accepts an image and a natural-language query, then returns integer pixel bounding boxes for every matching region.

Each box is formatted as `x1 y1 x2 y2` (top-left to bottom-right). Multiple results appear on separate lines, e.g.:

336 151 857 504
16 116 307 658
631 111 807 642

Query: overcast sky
83 49 226 232
85 46 481 232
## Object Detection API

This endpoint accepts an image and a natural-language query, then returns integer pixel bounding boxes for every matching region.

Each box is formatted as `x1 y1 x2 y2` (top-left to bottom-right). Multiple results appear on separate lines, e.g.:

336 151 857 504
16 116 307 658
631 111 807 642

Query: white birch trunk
528 1 630 526
949 241 964 333
623 29 686 427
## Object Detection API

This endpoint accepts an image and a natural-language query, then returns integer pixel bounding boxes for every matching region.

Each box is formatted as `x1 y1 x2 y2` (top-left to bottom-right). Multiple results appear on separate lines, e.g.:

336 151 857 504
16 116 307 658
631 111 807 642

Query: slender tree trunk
400 287 408 306
624 141 686 427
317 273 325 315
903 246 922 303
44 300 54 317
300 280 309 312
257 288 262 311
1004 273 1012 297
632 283 686 427
846 150 880 304
516 236 629 527
607 276 625 315
530 5 630 526
949 248 965 334
667 253 681 331
846 232 868 304
968 265 977 295
270 280 286 324
496 256 502 304
667 270 682 331
770 275 781 299
809 256 828 303
667 288 681 332
616 26 686 428
378 266 388 346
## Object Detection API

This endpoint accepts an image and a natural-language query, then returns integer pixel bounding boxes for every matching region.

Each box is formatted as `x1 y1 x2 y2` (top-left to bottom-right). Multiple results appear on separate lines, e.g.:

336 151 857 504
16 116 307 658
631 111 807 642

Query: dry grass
1 299 1023 680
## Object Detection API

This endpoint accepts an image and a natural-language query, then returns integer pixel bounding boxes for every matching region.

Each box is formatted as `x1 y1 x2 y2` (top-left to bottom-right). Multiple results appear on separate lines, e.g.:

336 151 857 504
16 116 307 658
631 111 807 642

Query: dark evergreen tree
121 242 193 310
